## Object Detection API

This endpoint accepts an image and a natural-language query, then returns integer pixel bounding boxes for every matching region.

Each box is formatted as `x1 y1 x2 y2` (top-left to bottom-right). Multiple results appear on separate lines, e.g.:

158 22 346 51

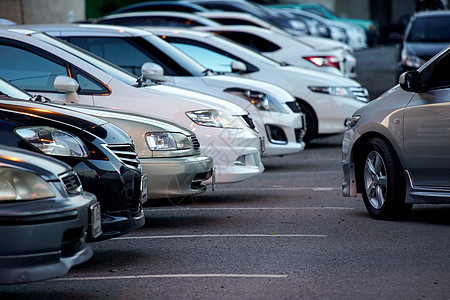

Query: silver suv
342 46 450 219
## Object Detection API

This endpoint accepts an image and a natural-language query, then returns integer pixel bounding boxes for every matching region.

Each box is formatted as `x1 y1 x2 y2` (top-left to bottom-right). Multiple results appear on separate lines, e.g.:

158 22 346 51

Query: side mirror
399 70 422 92
54 75 80 103
141 62 166 82
231 61 247 74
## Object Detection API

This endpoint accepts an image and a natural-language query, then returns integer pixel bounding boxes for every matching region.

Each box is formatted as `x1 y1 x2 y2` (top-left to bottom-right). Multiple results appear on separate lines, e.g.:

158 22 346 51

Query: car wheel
360 138 412 219
297 102 316 144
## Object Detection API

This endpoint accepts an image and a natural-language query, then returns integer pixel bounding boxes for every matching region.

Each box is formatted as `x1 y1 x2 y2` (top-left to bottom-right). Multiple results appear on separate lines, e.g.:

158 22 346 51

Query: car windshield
142 34 207 76
407 16 450 42
0 77 32 100
31 32 139 86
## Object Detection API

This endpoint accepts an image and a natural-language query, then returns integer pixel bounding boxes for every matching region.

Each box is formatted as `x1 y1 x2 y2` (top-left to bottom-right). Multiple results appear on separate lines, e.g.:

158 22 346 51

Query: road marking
208 187 341 192
50 274 288 281
113 234 327 240
146 207 353 212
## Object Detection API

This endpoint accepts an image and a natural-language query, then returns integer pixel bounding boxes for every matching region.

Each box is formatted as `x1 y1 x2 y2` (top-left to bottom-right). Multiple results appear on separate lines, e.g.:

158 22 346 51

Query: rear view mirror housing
54 75 80 103
141 62 167 82
231 61 247 74
399 70 423 92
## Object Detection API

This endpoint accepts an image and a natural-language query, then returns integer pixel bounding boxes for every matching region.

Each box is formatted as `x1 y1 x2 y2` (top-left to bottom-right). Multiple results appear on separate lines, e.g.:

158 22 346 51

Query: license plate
140 174 148 204
90 202 102 239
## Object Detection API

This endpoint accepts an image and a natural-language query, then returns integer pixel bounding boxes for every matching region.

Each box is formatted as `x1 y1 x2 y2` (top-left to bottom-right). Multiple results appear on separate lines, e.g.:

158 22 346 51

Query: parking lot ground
2 133 449 299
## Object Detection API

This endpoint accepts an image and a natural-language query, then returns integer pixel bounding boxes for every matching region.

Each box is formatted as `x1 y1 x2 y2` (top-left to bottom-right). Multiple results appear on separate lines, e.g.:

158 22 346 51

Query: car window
171 42 235 73
71 66 110 94
302 7 327 18
69 37 154 75
0 44 67 92
100 16 204 27
407 16 450 43
215 32 281 53
211 18 259 26
425 52 450 89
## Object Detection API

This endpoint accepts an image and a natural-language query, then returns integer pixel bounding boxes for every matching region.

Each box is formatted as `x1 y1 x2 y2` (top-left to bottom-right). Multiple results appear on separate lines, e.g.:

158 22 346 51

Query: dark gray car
0 146 99 284
343 46 450 219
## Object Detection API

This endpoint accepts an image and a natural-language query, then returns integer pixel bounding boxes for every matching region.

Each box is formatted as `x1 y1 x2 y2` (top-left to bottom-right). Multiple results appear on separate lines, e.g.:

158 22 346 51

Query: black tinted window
427 52 450 89
216 32 281 53
99 16 203 27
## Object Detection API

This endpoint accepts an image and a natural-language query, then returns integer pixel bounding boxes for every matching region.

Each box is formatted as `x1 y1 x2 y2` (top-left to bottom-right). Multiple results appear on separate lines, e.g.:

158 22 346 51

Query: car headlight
0 167 55 201
224 88 287 113
146 132 192 151
185 109 243 128
401 49 425 68
308 86 369 102
15 127 89 157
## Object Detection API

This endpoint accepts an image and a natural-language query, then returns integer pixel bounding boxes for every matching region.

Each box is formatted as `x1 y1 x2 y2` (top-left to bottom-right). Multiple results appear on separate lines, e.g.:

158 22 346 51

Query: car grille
286 101 302 113
61 172 82 194
190 135 200 152
350 87 370 102
106 144 140 170
240 114 257 130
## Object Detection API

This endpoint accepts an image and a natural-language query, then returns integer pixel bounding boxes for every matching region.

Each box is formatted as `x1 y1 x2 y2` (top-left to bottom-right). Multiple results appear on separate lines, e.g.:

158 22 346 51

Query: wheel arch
295 97 318 137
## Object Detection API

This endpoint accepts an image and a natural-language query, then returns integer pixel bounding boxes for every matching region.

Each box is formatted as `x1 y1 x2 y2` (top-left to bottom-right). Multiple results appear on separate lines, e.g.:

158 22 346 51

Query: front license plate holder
90 202 102 239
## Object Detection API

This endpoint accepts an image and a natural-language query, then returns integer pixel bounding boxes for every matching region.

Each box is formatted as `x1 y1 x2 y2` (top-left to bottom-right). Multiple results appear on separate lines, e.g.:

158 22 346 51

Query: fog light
265 125 288 144
234 155 246 166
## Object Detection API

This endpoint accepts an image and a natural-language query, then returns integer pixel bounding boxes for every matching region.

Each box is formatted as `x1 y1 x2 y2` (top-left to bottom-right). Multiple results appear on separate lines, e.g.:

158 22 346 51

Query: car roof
112 1 208 14
99 11 220 24
22 23 151 37
412 10 450 18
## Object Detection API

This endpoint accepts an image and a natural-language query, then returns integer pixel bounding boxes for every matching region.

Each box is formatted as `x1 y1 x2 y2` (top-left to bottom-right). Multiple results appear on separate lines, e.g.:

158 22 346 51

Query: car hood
141 84 248 115
0 146 71 180
58 103 194 136
201 75 295 103
0 98 109 130
354 85 410 117
405 42 448 60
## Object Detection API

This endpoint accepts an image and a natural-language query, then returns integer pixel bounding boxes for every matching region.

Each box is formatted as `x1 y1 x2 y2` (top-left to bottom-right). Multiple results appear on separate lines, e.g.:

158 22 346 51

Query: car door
403 50 450 187
0 40 107 105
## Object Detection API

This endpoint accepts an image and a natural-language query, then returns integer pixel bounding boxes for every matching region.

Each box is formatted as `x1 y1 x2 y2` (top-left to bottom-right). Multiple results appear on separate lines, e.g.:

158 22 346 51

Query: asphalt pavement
1 133 449 299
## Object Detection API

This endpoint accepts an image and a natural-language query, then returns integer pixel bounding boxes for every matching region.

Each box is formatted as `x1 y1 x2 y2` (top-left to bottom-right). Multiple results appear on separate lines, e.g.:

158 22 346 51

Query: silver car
63 105 214 201
342 46 450 219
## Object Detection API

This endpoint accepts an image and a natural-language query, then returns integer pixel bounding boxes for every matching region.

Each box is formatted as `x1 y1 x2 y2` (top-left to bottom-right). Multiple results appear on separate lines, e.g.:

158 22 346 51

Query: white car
282 9 368 50
0 28 264 184
194 25 356 78
27 24 306 157
148 28 369 143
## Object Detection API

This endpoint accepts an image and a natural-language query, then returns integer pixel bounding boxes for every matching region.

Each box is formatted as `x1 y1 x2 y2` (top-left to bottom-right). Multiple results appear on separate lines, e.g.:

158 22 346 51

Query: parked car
1 76 214 201
190 0 310 37
0 146 98 284
267 3 378 46
61 104 215 201
279 9 368 50
0 78 145 241
96 11 220 27
150 28 368 143
111 0 209 14
30 23 305 157
0 27 264 184
195 25 356 77
342 46 450 219
399 10 450 74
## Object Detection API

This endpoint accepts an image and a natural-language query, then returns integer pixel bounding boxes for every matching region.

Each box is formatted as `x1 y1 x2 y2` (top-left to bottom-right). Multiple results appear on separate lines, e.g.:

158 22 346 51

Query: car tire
360 137 412 220
297 102 316 144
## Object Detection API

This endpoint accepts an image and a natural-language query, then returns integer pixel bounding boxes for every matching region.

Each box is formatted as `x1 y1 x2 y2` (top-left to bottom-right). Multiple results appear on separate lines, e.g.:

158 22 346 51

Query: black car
0 146 98 284
399 10 450 73
0 86 145 242
111 0 208 14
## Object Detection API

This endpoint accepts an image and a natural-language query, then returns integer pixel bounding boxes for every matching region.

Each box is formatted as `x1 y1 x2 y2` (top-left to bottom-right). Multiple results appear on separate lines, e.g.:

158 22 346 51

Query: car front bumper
0 192 97 284
342 126 358 197
141 154 214 200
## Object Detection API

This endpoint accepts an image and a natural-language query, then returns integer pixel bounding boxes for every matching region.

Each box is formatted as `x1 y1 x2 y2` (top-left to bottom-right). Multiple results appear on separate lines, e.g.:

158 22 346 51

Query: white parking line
146 207 353 212
50 274 288 281
113 234 327 240
210 187 340 191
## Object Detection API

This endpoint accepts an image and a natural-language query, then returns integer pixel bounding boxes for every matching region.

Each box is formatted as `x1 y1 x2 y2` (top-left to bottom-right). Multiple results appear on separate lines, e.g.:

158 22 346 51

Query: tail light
303 56 340 70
